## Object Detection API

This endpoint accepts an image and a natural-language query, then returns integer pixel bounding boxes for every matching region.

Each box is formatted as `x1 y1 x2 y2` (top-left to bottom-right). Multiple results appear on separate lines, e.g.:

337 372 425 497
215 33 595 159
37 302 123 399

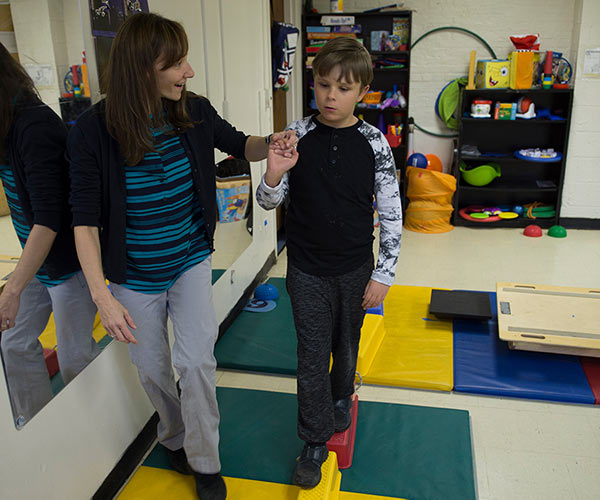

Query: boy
256 37 402 488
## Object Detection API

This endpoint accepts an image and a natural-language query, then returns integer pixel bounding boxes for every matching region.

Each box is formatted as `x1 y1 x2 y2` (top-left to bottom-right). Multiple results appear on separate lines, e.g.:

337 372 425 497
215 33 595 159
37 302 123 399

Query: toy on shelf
459 161 501 186
470 99 492 118
514 148 562 162
523 202 556 219
542 51 554 89
385 124 402 148
476 59 510 89
515 97 536 119
494 102 517 120
458 204 523 223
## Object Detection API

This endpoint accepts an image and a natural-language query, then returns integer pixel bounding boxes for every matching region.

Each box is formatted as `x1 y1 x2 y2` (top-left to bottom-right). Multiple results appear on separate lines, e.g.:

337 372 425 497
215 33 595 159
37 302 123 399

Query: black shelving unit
301 10 412 196
453 88 573 228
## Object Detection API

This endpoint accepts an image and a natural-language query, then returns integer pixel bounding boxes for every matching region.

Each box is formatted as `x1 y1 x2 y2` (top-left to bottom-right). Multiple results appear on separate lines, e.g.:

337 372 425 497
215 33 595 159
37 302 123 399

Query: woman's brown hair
104 13 194 165
0 42 39 160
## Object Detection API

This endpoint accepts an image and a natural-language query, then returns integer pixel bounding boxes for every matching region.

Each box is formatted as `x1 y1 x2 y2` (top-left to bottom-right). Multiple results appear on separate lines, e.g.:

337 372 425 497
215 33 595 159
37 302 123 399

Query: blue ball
513 205 524 216
407 153 428 169
254 283 279 301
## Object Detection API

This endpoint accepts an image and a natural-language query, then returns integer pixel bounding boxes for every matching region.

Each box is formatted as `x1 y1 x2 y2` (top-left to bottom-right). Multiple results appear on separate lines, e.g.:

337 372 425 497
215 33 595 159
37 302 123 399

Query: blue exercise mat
453 292 595 404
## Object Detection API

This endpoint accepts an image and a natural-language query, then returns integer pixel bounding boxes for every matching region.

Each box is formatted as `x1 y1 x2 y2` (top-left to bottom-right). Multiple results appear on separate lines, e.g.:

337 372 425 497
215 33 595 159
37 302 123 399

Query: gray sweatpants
286 258 373 444
0 271 100 428
110 257 221 474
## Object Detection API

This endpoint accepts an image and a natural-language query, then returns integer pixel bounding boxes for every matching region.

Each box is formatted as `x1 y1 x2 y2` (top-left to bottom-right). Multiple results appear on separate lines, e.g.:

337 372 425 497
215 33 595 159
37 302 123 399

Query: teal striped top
121 125 210 293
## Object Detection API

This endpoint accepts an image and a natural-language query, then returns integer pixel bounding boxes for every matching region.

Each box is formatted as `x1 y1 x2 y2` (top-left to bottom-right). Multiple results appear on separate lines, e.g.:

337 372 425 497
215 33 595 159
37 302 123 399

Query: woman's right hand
95 293 138 344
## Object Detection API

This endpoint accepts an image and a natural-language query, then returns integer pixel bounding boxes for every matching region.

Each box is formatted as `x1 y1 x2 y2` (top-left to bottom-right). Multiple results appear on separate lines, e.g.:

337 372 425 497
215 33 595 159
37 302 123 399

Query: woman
0 42 99 428
67 13 295 500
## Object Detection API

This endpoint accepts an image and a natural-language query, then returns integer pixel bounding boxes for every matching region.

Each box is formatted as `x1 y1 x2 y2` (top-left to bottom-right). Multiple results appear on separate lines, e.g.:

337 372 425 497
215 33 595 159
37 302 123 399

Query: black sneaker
193 471 227 500
292 443 329 488
166 447 192 475
333 397 352 433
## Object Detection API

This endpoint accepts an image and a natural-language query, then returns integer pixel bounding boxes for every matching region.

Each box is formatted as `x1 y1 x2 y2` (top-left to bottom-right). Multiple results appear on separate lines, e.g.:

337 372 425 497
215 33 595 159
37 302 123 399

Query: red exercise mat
581 357 600 405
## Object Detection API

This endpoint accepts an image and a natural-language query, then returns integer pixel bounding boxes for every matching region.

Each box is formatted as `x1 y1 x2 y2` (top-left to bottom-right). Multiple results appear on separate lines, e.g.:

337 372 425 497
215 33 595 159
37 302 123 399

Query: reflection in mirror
0 0 107 430
212 157 254 281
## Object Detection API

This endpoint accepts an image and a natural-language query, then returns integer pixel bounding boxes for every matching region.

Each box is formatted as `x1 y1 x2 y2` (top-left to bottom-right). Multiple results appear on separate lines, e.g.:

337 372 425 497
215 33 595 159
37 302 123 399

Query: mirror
0 0 254 430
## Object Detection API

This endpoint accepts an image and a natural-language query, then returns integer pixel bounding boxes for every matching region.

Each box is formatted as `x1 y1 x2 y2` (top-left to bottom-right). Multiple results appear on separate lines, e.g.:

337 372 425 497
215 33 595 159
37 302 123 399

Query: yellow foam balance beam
363 286 453 391
117 465 406 499
298 451 341 500
356 314 386 376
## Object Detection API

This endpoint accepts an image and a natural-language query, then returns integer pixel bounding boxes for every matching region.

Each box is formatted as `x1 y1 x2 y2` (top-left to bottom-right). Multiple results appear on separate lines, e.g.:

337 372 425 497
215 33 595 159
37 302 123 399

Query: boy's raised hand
269 130 298 158
361 279 390 310
265 144 298 188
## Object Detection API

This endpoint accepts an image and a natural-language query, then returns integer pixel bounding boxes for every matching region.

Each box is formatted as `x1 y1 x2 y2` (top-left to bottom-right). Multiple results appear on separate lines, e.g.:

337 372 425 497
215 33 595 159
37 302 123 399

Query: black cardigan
4 98 80 279
67 95 249 284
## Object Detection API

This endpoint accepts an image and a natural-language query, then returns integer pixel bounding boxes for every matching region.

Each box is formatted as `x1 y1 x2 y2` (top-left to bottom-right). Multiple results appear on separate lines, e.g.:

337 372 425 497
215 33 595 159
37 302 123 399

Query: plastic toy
542 51 554 89
523 224 543 237
425 154 443 172
516 97 536 119
513 205 524 216
515 149 562 162
435 78 467 130
509 50 534 89
407 152 428 169
548 225 567 238
470 99 492 118
254 283 279 301
498 211 518 219
459 161 501 186
476 59 510 89
458 205 501 222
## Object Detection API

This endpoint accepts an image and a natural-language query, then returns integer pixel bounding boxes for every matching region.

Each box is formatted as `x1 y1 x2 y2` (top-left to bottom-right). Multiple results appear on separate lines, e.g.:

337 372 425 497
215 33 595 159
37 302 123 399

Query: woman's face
154 55 195 101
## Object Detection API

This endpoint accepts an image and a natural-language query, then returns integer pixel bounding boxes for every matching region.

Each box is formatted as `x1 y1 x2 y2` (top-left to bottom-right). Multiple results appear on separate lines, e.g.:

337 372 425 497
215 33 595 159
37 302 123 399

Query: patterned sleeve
255 117 314 210
359 122 403 286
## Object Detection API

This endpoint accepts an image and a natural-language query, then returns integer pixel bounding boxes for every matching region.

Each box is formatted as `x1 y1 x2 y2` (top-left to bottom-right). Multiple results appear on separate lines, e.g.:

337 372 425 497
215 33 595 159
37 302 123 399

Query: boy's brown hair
312 37 373 88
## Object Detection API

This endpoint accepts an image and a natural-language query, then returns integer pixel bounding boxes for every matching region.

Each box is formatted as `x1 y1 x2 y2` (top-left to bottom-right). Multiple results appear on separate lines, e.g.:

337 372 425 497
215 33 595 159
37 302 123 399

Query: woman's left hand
269 130 298 157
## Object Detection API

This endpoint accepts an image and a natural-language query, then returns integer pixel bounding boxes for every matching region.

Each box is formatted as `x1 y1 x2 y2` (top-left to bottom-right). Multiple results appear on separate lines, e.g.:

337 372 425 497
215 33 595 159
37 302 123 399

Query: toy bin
215 157 251 223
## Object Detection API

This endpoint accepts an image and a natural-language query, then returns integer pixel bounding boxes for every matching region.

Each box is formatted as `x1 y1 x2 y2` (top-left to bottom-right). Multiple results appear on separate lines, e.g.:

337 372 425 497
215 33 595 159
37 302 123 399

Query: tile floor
2 214 599 500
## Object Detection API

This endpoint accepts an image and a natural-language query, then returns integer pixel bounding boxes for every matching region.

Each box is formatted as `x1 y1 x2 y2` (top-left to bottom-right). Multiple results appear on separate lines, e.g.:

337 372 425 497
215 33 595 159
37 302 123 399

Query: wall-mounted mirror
0 0 255 430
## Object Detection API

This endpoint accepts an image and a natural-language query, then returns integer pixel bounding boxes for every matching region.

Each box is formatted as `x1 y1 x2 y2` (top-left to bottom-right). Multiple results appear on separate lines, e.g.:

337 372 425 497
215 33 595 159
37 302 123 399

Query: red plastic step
44 348 59 377
327 394 358 469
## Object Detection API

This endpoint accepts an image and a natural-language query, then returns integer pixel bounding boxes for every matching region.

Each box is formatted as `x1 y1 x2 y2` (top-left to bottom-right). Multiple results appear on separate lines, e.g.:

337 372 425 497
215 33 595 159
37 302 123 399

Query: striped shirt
0 164 75 287
121 125 210 294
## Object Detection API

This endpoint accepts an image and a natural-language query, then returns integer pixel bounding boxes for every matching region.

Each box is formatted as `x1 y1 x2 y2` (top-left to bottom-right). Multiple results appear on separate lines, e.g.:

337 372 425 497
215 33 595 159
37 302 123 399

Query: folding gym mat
215 280 454 392
139 387 475 500
453 292 595 404
362 286 453 391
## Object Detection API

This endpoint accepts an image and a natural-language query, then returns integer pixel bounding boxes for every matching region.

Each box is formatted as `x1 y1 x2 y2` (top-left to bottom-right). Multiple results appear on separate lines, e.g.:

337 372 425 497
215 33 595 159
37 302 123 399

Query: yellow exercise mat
362 285 453 391
38 313 108 349
117 466 405 500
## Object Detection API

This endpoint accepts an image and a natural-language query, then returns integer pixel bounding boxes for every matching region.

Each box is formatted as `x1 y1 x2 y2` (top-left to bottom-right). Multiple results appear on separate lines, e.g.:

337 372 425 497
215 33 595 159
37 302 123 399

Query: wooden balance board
496 282 600 358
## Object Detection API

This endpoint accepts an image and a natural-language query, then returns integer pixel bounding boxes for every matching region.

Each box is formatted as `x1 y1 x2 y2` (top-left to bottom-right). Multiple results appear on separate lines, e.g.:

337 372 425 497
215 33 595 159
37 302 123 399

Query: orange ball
425 154 443 172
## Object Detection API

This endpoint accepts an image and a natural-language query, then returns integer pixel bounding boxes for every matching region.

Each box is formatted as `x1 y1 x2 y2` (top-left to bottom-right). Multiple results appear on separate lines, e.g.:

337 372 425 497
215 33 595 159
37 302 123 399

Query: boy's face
314 65 369 128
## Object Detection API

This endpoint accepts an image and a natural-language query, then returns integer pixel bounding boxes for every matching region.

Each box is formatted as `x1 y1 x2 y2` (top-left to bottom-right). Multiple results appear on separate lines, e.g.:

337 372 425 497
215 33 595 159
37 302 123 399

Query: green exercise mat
144 387 476 500
215 278 297 375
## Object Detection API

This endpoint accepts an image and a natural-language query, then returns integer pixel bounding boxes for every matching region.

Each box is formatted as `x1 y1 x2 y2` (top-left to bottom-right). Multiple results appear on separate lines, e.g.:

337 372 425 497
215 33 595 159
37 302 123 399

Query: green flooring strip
144 387 476 500
214 278 297 375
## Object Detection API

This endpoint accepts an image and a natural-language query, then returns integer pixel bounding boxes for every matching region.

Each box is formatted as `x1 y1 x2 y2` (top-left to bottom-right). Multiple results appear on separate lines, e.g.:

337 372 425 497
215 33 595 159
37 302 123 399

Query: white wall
561 0 600 218
0 2 276 498
305 0 599 219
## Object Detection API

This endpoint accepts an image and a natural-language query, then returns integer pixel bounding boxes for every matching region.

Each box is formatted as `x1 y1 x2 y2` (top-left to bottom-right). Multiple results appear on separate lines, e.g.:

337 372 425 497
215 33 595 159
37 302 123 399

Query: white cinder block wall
561 0 600 219
310 0 599 220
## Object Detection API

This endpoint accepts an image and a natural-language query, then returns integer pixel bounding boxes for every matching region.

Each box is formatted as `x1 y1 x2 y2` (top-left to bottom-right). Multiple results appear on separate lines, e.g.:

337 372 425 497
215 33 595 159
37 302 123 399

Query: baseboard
92 250 276 499
559 217 600 230
92 413 159 500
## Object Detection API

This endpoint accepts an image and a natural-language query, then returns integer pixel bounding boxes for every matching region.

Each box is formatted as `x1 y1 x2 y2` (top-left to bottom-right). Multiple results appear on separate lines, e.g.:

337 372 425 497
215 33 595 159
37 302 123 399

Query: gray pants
110 258 221 474
0 271 100 428
287 259 373 443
